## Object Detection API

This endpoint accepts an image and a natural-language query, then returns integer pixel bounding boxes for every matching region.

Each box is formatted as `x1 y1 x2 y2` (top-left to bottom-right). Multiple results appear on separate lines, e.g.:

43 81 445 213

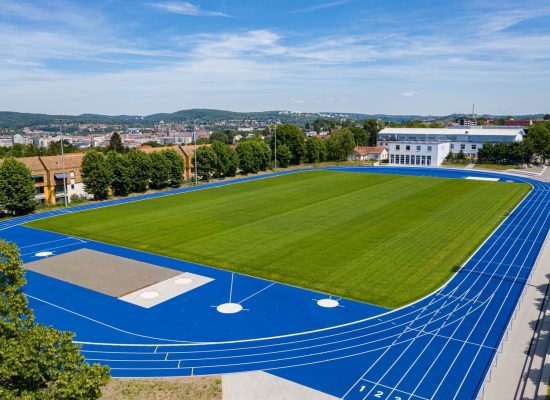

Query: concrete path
480 226 550 399
222 371 338 400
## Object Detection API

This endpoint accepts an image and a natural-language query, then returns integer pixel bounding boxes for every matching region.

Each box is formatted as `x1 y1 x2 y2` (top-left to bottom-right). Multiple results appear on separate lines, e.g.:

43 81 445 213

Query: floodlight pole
274 125 277 171
193 128 198 186
59 124 68 207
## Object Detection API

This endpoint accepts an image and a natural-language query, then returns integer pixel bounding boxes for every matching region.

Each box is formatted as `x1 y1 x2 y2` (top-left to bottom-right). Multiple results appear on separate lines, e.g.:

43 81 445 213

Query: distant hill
0 109 546 129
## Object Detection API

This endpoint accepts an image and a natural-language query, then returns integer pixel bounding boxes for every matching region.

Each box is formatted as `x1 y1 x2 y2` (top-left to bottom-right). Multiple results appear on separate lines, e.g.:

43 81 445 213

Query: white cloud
191 30 286 58
400 91 419 97
291 1 349 14
289 98 304 103
150 2 229 17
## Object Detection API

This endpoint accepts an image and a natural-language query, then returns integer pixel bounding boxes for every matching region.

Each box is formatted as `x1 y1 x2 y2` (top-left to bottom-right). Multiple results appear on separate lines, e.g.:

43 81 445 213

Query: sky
0 0 549 116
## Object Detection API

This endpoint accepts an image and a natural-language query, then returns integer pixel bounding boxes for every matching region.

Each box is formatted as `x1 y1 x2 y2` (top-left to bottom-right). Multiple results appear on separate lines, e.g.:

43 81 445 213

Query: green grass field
26 170 529 308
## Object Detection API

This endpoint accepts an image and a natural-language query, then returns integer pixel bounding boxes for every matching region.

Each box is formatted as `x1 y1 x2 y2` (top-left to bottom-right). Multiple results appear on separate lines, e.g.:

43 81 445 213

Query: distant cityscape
0 109 547 150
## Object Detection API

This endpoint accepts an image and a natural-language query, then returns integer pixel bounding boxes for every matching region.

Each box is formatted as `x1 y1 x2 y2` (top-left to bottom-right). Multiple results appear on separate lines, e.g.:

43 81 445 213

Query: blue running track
1 166 548 400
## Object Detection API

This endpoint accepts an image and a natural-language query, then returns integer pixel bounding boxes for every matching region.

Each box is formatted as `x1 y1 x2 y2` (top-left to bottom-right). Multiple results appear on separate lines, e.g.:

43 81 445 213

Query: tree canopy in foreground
0 241 110 399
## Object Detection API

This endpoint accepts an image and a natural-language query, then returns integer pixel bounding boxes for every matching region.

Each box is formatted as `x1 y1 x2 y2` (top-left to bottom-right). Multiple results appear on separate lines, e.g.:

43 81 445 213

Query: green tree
106 151 132 197
0 240 110 399
255 140 272 171
525 124 550 162
211 141 240 178
305 136 326 163
127 150 152 192
142 141 163 148
274 124 306 165
276 144 292 168
149 152 171 189
107 132 124 153
195 146 217 180
47 140 78 156
363 119 380 147
236 141 258 175
211 141 229 178
210 131 233 144
226 146 239 177
81 150 113 200
163 149 184 186
327 128 355 161
349 126 368 146
0 158 36 215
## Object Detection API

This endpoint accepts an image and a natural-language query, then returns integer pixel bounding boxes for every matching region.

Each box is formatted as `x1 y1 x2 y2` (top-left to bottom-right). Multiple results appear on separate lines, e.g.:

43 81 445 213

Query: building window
427 145 432 151
71 184 75 189
406 145 411 151
422 155 426 165
416 155 421 165
390 154 395 163
70 171 75 178
396 145 400 150
416 145 421 151
32 175 44 183
450 144 454 149
400 155 405 164
427 156 432 165
461 144 466 150
405 155 410 164
471 144 477 150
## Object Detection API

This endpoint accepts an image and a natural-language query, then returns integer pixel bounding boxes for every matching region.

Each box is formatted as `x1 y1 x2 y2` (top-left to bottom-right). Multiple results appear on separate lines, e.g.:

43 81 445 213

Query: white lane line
238 283 276 305
450 194 550 399
359 378 430 400
363 289 467 400
21 240 87 257
25 294 200 344
342 292 443 399
19 237 79 249
429 186 550 399
229 272 234 303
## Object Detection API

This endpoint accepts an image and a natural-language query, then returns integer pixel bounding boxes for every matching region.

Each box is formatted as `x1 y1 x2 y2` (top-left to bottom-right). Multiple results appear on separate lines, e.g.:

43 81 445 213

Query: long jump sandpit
24 248 184 298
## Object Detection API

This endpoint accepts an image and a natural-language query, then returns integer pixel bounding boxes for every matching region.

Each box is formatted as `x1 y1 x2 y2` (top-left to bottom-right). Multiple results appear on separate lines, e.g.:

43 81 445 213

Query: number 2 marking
374 391 384 398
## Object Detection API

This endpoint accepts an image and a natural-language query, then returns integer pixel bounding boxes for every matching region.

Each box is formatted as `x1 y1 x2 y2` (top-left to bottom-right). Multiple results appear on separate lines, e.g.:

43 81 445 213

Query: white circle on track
35 251 53 257
216 303 243 314
175 278 193 285
139 291 160 299
317 298 339 308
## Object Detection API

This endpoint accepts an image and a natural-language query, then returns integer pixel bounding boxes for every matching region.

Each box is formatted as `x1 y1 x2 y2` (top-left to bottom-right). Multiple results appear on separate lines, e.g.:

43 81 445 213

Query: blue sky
0 0 549 115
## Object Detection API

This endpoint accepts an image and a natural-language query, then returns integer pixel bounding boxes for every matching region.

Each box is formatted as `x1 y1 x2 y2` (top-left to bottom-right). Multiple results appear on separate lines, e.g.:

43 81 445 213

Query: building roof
352 146 386 155
39 153 84 170
379 127 524 137
15 157 45 172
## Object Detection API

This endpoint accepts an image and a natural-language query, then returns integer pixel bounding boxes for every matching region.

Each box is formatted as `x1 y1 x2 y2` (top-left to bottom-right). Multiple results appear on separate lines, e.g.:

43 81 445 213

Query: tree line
192 124 371 180
81 148 184 200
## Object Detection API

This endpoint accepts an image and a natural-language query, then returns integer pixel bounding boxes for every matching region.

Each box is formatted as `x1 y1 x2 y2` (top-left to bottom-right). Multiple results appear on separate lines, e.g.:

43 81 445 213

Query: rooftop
380 127 525 136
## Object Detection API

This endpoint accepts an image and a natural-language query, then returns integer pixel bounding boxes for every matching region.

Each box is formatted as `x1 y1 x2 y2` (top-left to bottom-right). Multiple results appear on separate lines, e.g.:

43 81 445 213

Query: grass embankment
27 170 529 308
101 377 221 400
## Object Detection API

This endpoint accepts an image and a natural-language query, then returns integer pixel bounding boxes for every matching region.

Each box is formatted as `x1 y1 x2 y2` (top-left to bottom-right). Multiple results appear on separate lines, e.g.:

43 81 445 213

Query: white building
379 127 524 159
348 146 388 161
388 141 451 167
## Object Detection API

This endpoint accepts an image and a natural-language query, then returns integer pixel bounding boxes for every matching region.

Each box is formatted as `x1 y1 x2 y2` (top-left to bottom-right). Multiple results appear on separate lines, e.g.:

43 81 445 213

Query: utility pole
59 123 68 207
